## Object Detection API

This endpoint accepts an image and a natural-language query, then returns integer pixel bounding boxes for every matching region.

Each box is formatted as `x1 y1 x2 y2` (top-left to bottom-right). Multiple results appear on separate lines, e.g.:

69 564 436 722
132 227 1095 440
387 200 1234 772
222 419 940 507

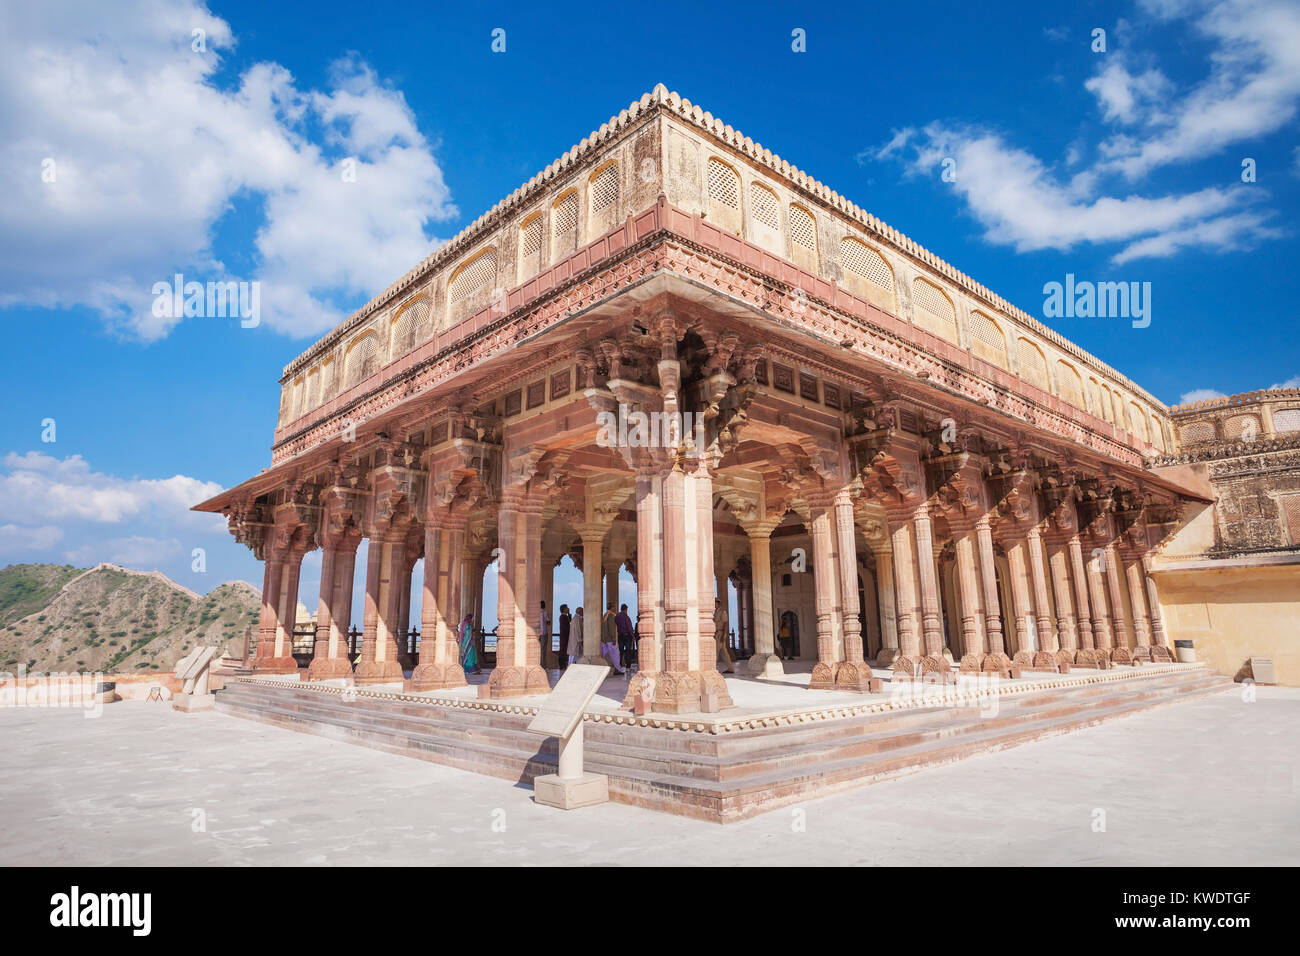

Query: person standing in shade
459 613 479 674
539 600 551 668
557 604 572 670
615 603 635 671
714 597 735 673
776 614 792 660
601 602 624 675
570 607 585 665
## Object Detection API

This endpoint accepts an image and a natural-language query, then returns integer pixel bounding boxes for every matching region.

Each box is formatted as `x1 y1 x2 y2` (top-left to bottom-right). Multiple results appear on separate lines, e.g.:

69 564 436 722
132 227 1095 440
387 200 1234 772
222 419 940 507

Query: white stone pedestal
533 770 609 810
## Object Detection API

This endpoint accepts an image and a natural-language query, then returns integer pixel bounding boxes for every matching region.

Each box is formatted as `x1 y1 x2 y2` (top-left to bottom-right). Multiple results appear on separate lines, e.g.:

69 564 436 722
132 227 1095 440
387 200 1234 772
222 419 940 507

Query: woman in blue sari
459 614 480 674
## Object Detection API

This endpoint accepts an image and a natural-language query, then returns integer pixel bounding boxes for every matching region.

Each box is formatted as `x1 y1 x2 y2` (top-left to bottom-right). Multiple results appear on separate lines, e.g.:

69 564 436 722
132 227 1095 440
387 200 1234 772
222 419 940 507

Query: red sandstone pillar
356 535 407 684
1025 527 1059 665
689 457 730 707
489 493 548 698
974 514 1010 674
952 528 984 671
412 512 469 690
886 512 922 679
833 491 877 691
808 493 842 691
253 552 294 673
1084 545 1113 659
912 504 949 678
307 527 361 681
1046 537 1079 667
1104 541 1131 663
1124 553 1153 660
1142 558 1172 661
1004 534 1036 669
1067 535 1097 664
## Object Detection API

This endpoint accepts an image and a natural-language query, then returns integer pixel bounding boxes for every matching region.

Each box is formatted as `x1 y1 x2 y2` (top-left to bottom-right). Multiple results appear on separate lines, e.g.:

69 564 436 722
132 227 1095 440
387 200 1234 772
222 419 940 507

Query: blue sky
1 0 1297 627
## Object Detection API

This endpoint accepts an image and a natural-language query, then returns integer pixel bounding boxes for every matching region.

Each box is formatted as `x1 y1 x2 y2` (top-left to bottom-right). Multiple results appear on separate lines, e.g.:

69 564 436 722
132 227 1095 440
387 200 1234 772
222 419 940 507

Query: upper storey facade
272 85 1173 462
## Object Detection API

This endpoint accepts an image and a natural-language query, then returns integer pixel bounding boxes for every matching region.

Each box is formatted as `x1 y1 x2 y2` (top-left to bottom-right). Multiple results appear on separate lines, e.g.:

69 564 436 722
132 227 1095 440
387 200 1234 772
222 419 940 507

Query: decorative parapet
274 84 1170 440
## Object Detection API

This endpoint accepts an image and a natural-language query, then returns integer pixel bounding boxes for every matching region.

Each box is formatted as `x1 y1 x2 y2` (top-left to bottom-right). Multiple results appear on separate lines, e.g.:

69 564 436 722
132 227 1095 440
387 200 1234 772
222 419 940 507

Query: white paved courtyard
0 685 1295 866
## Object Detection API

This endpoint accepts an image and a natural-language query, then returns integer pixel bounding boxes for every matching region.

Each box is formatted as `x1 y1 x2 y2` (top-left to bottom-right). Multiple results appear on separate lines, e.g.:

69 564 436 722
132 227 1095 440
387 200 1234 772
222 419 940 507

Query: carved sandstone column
1143 558 1173 662
1067 534 1097 666
1124 552 1153 661
356 533 407 684
808 491 842 691
579 527 607 664
974 514 1010 675
1003 534 1036 670
1084 545 1113 662
886 511 923 679
1045 538 1078 669
307 521 361 681
834 490 878 691
412 511 469 690
741 522 782 678
1103 541 1131 663
489 492 548 698
873 547 899 667
1025 526 1059 668
952 529 985 672
913 504 950 679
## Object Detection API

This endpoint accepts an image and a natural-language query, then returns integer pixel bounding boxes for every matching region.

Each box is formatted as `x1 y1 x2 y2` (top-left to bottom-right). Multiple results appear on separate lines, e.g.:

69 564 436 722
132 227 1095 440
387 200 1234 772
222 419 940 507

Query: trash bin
1174 639 1196 663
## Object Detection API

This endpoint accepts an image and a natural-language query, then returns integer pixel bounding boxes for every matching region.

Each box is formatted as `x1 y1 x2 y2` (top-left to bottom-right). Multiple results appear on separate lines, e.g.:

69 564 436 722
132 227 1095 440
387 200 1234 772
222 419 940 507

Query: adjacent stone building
196 85 1292 707
1150 390 1300 684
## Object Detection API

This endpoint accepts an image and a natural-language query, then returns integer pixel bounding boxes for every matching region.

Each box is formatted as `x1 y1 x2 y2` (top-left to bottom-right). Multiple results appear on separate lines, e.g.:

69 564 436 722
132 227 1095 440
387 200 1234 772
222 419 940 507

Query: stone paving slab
0 685 1294 865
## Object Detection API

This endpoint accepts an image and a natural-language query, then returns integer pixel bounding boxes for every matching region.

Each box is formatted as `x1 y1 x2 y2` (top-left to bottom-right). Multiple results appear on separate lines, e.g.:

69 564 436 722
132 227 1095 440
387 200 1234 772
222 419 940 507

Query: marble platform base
533 772 609 810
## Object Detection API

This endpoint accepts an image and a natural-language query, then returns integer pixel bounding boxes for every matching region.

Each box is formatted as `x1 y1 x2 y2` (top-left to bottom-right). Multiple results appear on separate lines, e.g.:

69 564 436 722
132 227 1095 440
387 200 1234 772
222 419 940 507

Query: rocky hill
0 563 261 674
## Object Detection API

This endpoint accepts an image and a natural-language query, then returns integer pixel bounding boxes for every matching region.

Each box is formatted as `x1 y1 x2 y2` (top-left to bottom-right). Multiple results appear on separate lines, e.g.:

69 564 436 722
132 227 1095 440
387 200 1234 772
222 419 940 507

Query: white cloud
0 523 64 556
0 1 455 340
0 452 224 529
1085 61 1173 125
866 0 1296 264
1178 387 1227 403
1269 375 1300 389
64 536 183 568
1099 0 1300 178
872 123 1268 261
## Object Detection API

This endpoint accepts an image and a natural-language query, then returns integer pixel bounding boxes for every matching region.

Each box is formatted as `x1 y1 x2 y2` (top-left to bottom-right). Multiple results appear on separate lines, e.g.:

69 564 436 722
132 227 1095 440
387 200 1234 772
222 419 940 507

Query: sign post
525 663 610 809
173 645 218 712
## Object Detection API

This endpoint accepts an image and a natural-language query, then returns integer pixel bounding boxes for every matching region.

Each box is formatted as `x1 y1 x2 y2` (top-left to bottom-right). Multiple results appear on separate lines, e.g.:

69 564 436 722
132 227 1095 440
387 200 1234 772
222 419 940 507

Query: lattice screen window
1129 402 1150 442
750 182 780 230
1273 408 1300 433
840 237 895 306
588 163 619 238
912 277 957 342
706 158 742 235
590 164 619 215
967 310 1007 368
1226 413 1260 440
552 191 579 257
290 378 304 421
449 250 497 309
519 214 543 281
1281 493 1300 546
304 368 320 411
1017 339 1048 390
707 158 740 209
1179 420 1216 444
521 215 543 258
789 204 816 252
1057 360 1085 408
1086 377 1101 415
391 295 427 355
320 358 334 401
345 332 379 388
